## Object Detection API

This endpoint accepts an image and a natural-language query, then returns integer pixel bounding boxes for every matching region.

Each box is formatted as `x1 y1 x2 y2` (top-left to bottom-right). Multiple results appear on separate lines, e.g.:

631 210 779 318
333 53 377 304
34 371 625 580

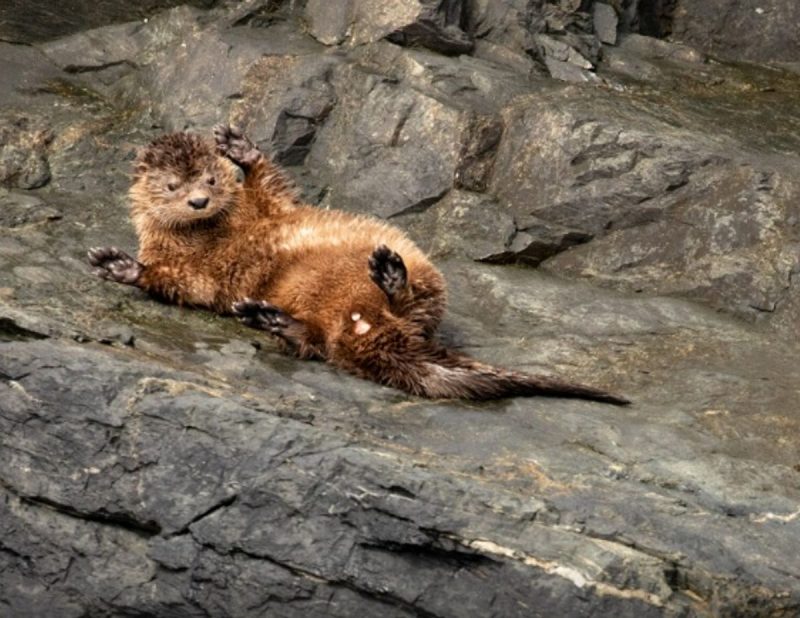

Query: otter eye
167 182 178 191
207 177 216 186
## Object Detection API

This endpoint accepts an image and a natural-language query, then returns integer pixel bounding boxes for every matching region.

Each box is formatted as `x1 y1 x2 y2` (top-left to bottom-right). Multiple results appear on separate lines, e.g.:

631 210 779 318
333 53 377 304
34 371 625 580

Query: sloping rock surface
2 1 800 616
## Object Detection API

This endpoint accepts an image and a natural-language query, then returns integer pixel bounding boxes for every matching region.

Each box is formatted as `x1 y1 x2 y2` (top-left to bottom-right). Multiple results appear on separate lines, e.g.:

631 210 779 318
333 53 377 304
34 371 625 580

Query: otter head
130 132 241 231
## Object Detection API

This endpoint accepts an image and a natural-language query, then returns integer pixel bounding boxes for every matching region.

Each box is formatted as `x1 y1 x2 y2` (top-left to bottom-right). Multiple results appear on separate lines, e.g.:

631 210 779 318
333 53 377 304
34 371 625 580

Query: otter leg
232 299 324 360
368 246 445 337
213 125 262 170
396 278 447 338
368 245 408 300
88 246 143 285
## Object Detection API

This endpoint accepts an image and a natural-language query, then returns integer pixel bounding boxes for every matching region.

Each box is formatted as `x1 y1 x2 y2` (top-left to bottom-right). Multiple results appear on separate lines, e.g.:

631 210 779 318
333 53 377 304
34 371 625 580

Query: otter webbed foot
88 246 143 285
232 298 323 359
232 299 295 334
369 245 408 299
213 125 262 170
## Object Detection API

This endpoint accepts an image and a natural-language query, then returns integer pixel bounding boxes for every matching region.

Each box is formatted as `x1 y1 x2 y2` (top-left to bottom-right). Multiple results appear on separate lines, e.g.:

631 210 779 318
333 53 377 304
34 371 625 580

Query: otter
88 126 628 404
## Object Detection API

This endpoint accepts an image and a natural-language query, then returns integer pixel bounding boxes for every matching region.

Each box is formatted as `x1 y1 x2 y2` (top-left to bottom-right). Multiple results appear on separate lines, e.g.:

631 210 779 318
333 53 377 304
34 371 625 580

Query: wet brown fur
94 130 628 404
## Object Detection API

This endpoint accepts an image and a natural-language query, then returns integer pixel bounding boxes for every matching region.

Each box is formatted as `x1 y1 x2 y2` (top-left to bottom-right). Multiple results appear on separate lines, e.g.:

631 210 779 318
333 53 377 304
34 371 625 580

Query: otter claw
87 246 143 285
232 298 293 333
369 245 407 299
214 124 261 169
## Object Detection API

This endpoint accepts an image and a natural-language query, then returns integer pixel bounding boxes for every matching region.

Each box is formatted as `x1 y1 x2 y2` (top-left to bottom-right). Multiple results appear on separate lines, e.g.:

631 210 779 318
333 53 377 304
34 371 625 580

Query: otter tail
364 341 630 405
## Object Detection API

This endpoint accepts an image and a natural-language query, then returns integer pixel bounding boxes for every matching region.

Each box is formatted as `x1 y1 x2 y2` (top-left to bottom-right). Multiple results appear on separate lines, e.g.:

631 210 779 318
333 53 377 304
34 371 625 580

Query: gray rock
0 189 61 226
618 0 800 64
0 0 217 43
2 1 800 615
0 117 53 190
229 54 339 167
661 0 800 64
402 190 517 261
0 42 65 109
307 63 463 217
534 33 599 82
347 0 473 55
305 0 353 45
593 2 618 45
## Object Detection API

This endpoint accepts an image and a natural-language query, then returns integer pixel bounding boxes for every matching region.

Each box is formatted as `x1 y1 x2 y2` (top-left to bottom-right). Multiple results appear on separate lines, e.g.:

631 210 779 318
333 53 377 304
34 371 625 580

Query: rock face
2 1 800 616
633 0 800 64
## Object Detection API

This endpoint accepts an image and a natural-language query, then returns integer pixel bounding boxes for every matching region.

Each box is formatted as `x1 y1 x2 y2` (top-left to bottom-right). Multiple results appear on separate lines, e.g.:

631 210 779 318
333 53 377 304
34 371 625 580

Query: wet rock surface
2 1 800 616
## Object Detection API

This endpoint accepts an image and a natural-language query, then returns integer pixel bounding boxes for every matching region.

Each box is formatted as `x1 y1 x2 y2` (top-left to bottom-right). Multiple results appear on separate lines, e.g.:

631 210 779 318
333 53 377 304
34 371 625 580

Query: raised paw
87 246 143 285
368 245 407 299
232 298 294 334
213 124 262 169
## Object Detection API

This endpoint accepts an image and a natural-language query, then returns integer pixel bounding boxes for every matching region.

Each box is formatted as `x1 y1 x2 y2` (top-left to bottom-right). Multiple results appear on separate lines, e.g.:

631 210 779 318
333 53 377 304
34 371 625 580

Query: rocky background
2 0 800 615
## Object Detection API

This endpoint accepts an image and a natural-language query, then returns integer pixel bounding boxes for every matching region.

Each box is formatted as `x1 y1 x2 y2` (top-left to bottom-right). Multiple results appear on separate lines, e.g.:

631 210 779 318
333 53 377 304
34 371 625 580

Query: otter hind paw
368 245 408 298
232 298 293 334
87 246 143 285
213 124 262 169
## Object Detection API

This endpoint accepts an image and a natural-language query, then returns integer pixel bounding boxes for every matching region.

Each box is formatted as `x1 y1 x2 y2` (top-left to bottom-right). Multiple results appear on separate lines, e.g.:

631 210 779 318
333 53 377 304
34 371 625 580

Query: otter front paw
88 246 143 285
369 245 408 299
232 298 294 334
213 124 262 169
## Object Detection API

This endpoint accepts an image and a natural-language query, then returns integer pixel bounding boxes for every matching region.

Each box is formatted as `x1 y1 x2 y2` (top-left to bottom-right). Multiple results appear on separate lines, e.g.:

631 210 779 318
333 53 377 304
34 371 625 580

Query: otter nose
188 196 209 210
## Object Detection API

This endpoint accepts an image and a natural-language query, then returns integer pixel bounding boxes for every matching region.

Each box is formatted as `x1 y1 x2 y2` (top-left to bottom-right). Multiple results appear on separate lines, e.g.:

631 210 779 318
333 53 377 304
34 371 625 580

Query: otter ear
132 147 149 176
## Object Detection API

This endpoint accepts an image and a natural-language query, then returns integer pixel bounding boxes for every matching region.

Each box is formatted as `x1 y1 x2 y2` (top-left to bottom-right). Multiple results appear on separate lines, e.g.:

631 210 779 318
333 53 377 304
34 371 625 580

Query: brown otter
88 126 629 404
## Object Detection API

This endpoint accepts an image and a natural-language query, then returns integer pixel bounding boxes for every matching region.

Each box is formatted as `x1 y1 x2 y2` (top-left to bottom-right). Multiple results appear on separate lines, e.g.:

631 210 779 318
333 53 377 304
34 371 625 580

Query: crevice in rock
636 0 677 38
389 102 415 148
199 542 442 618
1 481 161 537
22 494 162 536
0 318 49 342
358 538 499 569
231 0 297 28
387 188 450 219
380 484 416 500
63 59 138 74
455 114 504 192
173 494 238 536
386 0 473 56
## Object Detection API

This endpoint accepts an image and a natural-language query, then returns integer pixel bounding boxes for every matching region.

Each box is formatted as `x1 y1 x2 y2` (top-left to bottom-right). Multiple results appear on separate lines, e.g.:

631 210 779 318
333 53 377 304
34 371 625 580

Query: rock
623 0 800 64
305 0 472 54
307 63 463 218
0 117 53 190
0 189 61 226
0 0 217 43
489 86 800 322
670 0 800 63
505 218 593 266
305 0 353 45
403 191 592 266
403 190 517 261
534 34 599 82
230 55 339 166
593 2 618 45
1 1 800 615
0 42 65 109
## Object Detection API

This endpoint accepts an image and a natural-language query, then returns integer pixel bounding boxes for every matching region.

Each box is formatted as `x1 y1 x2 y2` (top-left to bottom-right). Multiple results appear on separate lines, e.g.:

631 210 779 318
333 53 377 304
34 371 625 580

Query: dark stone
455 114 504 192
627 0 800 63
0 0 218 43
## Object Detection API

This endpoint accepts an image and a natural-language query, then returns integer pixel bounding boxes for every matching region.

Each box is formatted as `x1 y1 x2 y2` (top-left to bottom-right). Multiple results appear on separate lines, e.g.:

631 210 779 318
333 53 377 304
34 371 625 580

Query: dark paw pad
232 298 293 334
87 246 142 285
369 245 407 298
213 124 261 169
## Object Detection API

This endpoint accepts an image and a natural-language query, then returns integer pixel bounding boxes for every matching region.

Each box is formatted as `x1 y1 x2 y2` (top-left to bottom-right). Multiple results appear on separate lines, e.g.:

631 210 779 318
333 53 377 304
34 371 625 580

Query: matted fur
92 129 628 405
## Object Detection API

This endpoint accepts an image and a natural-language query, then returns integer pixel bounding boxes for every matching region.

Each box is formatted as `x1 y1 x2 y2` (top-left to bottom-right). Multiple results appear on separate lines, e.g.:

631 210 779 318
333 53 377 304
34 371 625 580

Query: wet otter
88 126 628 404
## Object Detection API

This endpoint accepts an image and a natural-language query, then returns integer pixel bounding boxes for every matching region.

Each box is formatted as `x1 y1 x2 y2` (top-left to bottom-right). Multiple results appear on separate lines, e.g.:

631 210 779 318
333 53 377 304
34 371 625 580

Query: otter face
131 132 240 229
